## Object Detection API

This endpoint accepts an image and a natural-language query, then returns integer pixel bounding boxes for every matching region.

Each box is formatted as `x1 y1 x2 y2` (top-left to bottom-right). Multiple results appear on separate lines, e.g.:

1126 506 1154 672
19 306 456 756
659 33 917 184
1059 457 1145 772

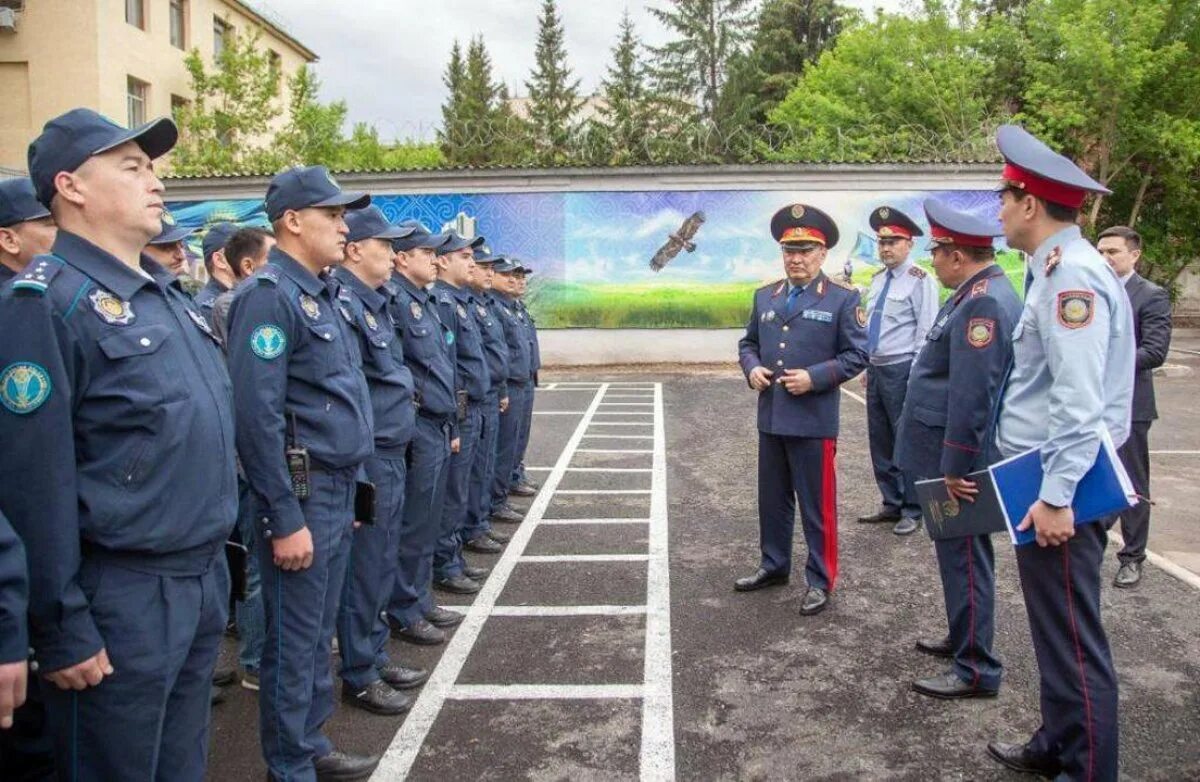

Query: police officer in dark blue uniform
142 207 197 278
490 258 534 524
0 177 55 286
0 108 237 781
226 165 378 781
331 206 430 716
0 510 27 733
193 221 240 321
736 204 869 615
508 262 541 496
385 221 464 646
894 198 1021 700
431 231 493 594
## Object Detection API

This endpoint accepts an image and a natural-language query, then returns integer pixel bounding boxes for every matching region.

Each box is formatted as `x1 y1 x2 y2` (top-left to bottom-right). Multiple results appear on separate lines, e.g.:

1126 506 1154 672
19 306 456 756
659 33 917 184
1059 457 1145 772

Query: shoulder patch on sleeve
908 266 928 279
1057 290 1095 329
967 318 996 348
0 361 52 414
10 256 64 294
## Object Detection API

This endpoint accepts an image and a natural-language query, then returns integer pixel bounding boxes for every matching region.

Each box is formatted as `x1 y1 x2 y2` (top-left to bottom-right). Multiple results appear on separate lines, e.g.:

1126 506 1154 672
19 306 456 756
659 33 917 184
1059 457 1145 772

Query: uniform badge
90 289 135 325
162 210 177 226
1057 290 1094 329
967 318 995 348
410 302 423 321
364 311 379 331
763 310 776 323
790 205 805 219
299 294 320 320
855 306 867 327
0 362 52 415
186 308 215 336
339 305 353 323
477 305 488 318
816 280 825 296
250 324 287 360
457 304 467 320
878 207 890 220
1045 246 1063 276
801 309 833 323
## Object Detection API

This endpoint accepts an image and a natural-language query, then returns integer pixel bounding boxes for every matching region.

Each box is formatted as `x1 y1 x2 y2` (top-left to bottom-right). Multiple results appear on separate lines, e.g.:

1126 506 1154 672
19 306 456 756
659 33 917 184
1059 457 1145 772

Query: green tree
525 0 583 165
439 40 470 163
649 0 756 123
594 10 661 165
273 65 348 167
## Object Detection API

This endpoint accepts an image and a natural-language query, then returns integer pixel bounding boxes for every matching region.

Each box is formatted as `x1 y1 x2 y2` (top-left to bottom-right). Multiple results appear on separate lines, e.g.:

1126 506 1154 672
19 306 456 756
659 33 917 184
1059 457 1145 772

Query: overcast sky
260 0 905 143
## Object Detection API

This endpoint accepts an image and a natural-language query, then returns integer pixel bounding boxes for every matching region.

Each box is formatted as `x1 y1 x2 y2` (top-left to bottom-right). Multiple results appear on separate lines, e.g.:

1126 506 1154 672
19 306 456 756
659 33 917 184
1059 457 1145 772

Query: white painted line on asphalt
533 410 586 415
539 518 651 525
600 403 656 407
490 605 648 617
518 554 653 563
1150 450 1200 455
575 448 654 454
554 489 652 495
589 422 655 427
841 386 867 406
582 434 655 440
525 466 553 471
372 384 611 781
594 412 655 416
448 684 644 701
561 467 653 473
542 383 558 389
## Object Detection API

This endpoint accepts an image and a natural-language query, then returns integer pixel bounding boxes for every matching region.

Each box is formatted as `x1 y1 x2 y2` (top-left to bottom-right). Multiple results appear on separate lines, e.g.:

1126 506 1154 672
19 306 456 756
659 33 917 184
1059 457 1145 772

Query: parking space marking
490 605 648 617
448 684 644 701
590 422 655 427
841 387 867 405
519 554 653 563
582 434 655 440
1150 450 1200 455
561 467 653 473
555 489 652 495
534 411 587 415
600 403 656 407
576 448 655 454
540 518 651 526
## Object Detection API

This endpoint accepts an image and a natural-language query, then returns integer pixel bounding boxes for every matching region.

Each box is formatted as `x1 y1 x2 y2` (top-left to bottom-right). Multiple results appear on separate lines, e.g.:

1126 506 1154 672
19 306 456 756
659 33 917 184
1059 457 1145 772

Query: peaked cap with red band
868 205 923 240
770 203 840 250
923 197 1003 249
995 125 1110 209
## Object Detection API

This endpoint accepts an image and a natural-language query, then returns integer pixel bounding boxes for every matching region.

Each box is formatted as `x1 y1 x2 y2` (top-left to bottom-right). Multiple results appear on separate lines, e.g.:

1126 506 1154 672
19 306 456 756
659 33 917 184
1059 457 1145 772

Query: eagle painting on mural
649 211 706 272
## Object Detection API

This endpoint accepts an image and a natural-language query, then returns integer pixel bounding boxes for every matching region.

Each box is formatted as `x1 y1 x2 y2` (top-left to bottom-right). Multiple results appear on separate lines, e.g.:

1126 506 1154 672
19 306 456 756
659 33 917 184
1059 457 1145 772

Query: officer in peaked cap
0 108 237 780
856 205 938 535
984 125 1133 782
142 209 197 278
0 177 56 286
735 204 868 616
488 257 534 525
193 221 241 320
894 198 1021 701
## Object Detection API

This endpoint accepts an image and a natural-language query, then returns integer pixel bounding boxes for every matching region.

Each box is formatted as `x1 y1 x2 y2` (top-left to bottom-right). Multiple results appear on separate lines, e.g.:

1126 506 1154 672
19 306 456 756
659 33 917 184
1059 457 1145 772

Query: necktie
786 286 803 313
866 271 893 353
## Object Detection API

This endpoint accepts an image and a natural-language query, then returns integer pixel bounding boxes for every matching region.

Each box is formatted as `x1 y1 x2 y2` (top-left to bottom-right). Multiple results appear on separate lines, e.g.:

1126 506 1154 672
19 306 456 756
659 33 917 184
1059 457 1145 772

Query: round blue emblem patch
250 325 287 360
0 362 52 415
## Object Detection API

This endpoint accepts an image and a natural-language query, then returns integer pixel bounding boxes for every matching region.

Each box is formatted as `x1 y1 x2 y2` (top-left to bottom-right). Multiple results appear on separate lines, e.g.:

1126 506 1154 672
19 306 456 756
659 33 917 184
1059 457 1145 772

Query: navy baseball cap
346 206 417 243
28 108 178 208
473 240 500 264
493 259 521 274
393 220 452 252
264 166 370 221
0 178 51 228
149 209 195 245
437 231 486 255
202 222 240 261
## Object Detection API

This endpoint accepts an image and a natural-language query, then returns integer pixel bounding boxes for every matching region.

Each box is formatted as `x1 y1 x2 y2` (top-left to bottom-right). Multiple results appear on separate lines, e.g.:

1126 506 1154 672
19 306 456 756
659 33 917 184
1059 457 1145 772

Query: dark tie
786 285 803 313
866 272 893 353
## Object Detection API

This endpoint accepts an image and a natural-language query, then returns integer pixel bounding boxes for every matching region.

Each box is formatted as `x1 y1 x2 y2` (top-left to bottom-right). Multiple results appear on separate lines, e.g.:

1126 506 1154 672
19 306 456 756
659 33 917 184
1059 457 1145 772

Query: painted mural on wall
167 188 1020 329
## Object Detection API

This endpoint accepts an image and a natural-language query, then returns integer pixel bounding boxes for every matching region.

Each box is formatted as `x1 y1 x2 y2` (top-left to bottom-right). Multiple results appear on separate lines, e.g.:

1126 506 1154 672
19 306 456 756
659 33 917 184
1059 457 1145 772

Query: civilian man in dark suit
1096 225 1172 588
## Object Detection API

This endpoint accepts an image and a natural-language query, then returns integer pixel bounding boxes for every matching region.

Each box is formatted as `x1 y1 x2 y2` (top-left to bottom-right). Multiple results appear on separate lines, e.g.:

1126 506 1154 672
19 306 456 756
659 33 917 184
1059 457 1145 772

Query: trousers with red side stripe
1016 521 1119 782
756 434 839 591
933 534 1003 690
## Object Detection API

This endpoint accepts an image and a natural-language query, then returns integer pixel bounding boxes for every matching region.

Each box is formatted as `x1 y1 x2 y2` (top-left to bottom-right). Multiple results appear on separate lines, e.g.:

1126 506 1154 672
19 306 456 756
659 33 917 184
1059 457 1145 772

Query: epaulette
255 265 280 285
908 266 928 279
760 279 786 297
827 277 856 292
11 256 64 295
969 279 990 298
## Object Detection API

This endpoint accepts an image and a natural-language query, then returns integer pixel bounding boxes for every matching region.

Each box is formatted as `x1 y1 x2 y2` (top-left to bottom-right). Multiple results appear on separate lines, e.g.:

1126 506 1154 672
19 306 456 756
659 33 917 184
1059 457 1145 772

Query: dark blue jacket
0 231 237 671
193 277 228 326
434 281 490 403
387 275 458 429
517 300 542 374
473 290 510 398
896 264 1022 478
492 292 531 385
333 267 416 457
0 510 28 665
738 273 869 439
226 248 373 540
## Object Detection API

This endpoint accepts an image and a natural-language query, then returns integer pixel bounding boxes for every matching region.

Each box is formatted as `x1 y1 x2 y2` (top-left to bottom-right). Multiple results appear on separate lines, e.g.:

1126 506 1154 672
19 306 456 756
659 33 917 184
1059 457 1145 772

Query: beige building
0 0 316 172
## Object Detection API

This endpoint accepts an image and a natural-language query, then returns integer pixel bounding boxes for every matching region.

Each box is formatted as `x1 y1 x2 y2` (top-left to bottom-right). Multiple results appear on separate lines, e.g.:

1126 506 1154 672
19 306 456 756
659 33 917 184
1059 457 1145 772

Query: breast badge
90 289 135 325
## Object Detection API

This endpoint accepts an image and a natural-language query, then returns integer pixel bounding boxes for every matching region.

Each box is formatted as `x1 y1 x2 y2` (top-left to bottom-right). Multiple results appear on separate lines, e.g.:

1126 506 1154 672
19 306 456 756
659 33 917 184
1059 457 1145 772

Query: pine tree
650 0 756 123
524 0 583 165
597 10 658 164
438 40 469 163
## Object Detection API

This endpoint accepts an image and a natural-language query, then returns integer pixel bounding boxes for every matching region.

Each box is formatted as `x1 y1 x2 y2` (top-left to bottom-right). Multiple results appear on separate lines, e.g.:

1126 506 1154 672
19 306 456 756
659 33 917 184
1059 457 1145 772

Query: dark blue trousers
463 394 501 543
434 405 482 580
258 469 355 782
42 552 229 782
0 676 55 782
336 455 407 691
934 534 1003 690
757 433 839 591
491 381 529 513
1116 420 1152 565
866 361 920 519
1016 522 1119 782
511 381 535 485
388 415 451 628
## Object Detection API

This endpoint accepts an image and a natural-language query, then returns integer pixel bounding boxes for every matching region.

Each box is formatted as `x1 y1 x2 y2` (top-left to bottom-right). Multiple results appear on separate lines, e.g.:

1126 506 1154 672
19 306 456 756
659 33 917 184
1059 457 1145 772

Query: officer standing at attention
857 206 938 536
385 221 465 646
331 206 429 716
193 221 240 321
432 231 493 595
0 510 27 734
985 125 1134 782
210 226 276 346
142 209 197 278
508 262 541 497
1095 225 1172 588
736 205 869 615
894 198 1021 700
0 177 56 285
490 258 534 524
0 108 238 781
225 165 379 782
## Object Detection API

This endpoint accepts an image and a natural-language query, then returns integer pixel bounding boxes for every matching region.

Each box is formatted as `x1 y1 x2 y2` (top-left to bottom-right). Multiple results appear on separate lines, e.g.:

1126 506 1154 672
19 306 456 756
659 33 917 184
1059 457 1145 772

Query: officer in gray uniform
985 125 1134 782
857 206 939 535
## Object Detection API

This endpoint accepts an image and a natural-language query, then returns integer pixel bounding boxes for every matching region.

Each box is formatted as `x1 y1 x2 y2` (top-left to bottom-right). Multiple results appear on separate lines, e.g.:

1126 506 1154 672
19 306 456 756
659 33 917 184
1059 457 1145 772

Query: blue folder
989 429 1136 546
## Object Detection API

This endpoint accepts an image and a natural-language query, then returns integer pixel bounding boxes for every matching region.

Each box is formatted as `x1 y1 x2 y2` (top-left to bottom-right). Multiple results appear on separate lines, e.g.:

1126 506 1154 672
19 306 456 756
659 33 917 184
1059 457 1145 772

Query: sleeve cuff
804 361 836 392
0 620 28 665
1039 473 1077 508
260 495 306 540
31 616 104 674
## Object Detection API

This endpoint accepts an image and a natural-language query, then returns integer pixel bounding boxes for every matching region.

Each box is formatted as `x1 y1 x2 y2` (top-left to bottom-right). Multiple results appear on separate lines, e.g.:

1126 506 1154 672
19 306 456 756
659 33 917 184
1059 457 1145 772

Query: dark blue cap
868 206 923 238
770 203 840 249
149 209 195 245
923 198 1002 248
473 239 500 263
264 166 370 221
202 221 240 261
0 177 51 228
345 206 416 243
28 108 178 208
996 125 1109 208
393 220 452 252
493 258 521 274
436 231 486 255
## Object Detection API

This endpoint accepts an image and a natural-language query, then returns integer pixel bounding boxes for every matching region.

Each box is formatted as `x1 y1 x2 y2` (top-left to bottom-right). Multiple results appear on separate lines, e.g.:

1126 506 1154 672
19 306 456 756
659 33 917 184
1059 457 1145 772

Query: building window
125 0 145 29
213 16 232 58
268 50 282 87
169 0 188 49
171 94 190 121
127 76 148 127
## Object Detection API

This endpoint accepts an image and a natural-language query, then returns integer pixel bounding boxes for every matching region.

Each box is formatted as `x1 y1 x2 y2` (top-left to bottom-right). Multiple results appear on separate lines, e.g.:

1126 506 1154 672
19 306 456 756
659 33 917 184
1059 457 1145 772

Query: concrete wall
539 329 744 366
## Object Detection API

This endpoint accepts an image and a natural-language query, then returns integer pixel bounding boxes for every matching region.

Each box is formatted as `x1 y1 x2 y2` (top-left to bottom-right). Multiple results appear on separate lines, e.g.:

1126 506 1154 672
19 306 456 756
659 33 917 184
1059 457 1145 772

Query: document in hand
989 429 1137 546
916 470 1007 541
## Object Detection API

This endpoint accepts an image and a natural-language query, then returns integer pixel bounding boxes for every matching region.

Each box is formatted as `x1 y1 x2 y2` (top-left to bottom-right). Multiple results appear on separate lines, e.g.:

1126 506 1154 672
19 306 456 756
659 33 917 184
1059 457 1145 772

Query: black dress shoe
893 516 922 536
799 587 829 615
857 508 902 524
486 528 512 544
424 606 464 628
462 563 490 580
342 679 411 716
1113 561 1142 588
733 568 789 592
986 741 1062 778
314 749 381 781
490 506 523 524
210 684 226 706
378 661 429 690
464 535 503 554
522 479 541 491
915 636 954 659
435 574 481 594
390 618 445 646
509 483 537 497
912 671 998 700
212 666 237 687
